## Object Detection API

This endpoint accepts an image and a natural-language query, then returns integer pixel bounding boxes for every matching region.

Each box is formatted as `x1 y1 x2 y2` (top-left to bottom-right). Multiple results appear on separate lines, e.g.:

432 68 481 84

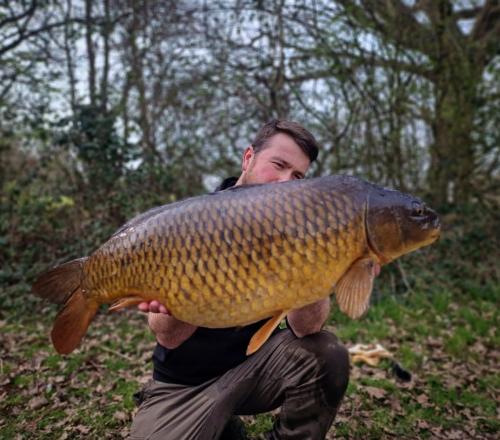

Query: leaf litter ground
1 288 498 439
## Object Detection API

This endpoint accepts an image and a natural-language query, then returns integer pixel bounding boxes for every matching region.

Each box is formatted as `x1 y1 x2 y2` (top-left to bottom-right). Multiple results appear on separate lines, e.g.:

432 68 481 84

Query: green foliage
0 107 206 304
56 105 138 188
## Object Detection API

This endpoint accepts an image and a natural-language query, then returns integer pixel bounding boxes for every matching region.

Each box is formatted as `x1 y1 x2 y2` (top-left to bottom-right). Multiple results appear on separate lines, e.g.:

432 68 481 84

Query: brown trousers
129 330 350 440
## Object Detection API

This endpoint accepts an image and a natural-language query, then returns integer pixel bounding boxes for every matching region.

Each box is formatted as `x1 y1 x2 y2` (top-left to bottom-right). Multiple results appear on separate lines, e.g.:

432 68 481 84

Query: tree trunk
428 54 479 206
127 0 157 167
85 0 96 107
100 0 111 113
63 0 77 114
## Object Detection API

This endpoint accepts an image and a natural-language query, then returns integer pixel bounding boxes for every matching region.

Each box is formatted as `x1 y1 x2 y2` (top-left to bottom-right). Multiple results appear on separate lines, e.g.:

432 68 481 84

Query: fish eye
411 201 425 217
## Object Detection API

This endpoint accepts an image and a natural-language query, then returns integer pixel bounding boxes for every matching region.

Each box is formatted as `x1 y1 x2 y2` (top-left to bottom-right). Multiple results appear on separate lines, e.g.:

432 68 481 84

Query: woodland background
1 1 499 438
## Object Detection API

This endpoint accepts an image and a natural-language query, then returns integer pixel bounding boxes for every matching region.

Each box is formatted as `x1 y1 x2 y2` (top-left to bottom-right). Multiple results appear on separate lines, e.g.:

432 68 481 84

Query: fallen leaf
430 426 443 436
28 396 48 410
75 425 90 434
416 394 429 405
364 386 387 399
417 420 430 430
114 410 128 421
470 341 487 354
390 397 402 413
445 429 463 439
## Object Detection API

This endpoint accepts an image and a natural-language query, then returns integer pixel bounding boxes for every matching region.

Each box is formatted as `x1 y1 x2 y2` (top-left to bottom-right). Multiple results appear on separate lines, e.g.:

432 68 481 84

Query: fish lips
409 207 441 239
400 205 441 253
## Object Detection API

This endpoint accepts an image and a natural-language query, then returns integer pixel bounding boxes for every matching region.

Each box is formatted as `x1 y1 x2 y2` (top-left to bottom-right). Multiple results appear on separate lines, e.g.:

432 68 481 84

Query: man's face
238 133 311 186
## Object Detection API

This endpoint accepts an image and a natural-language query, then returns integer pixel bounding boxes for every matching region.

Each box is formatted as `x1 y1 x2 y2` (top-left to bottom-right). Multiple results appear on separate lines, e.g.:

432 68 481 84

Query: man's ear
241 146 254 172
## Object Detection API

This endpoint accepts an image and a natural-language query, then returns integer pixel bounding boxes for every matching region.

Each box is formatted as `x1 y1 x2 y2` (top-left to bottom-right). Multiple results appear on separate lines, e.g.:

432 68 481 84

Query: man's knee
294 330 350 406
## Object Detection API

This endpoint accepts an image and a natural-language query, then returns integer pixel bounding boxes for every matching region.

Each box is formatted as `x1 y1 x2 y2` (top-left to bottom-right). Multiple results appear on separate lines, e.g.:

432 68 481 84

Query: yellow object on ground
348 343 394 366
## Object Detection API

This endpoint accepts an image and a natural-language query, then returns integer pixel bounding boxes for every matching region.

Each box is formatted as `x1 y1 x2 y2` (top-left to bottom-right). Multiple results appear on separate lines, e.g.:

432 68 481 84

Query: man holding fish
33 117 439 438
131 119 351 440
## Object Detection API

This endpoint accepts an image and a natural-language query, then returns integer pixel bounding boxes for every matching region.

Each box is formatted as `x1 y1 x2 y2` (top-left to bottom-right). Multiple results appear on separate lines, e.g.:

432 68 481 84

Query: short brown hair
252 119 319 163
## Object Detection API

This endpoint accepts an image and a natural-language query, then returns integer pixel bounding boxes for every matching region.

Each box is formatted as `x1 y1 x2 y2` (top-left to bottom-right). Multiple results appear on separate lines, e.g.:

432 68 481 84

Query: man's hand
138 300 197 349
288 297 331 338
288 263 381 338
138 300 170 314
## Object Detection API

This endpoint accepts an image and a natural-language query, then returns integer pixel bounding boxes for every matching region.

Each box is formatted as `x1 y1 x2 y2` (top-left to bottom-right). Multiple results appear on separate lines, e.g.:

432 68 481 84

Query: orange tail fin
32 258 87 304
32 258 98 354
51 288 98 354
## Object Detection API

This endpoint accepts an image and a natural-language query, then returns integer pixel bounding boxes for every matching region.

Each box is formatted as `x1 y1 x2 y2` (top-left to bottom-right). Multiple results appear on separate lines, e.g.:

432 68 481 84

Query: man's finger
158 304 170 314
138 302 150 312
137 300 169 314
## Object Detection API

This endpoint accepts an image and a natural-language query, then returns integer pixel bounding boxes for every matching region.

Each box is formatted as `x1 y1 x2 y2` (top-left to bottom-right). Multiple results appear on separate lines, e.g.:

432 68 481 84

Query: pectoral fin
246 310 288 355
335 258 377 319
109 296 145 312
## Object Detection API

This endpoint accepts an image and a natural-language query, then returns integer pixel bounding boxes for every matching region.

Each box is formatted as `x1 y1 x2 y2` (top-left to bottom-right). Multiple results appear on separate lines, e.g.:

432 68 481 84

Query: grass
1 286 499 439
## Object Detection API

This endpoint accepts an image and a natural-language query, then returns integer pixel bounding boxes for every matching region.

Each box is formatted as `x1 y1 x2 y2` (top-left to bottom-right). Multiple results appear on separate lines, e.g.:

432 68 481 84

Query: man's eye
273 162 284 169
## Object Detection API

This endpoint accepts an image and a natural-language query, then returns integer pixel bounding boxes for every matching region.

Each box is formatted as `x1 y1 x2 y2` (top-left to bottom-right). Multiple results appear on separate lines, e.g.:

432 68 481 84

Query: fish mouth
428 228 441 243
431 231 440 239
415 210 440 234
417 213 441 245
429 211 440 227
427 213 441 240
432 217 441 233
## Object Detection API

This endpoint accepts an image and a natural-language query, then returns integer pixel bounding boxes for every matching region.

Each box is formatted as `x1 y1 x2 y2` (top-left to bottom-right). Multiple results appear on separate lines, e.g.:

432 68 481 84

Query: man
129 120 350 440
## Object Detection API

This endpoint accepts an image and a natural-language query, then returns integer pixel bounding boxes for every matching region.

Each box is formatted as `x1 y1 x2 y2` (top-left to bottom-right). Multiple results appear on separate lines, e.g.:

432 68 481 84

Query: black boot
219 416 247 440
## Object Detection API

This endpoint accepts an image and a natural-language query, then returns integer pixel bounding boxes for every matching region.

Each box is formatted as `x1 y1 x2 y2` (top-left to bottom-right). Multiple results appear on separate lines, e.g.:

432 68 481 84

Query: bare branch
0 1 37 29
286 52 434 83
336 0 439 58
453 7 482 20
472 0 500 41
0 20 69 57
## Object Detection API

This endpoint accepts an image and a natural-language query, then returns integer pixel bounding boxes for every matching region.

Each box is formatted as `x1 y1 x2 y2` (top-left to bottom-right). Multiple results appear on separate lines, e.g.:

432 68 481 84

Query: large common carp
32 175 440 355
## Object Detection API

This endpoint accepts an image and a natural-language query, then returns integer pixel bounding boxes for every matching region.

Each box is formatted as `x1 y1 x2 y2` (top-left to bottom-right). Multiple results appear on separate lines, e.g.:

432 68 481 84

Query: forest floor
1 284 498 439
